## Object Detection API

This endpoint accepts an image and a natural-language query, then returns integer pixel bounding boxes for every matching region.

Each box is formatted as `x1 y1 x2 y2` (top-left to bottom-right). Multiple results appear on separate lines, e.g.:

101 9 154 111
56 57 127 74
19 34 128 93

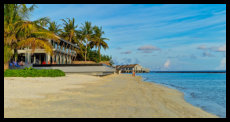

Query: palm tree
61 18 77 43
48 21 62 35
74 30 85 60
4 46 12 71
90 26 109 61
4 4 36 45
16 20 60 55
4 4 36 63
34 17 50 28
4 4 59 66
80 21 93 61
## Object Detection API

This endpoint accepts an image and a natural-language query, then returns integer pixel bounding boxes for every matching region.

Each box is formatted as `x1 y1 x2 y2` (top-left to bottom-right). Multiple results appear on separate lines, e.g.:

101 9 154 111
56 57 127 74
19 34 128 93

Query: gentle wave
136 73 226 118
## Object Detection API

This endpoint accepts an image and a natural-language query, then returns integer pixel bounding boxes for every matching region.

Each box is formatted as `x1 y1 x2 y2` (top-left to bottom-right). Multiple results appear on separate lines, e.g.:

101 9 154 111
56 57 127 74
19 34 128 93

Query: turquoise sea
135 73 226 118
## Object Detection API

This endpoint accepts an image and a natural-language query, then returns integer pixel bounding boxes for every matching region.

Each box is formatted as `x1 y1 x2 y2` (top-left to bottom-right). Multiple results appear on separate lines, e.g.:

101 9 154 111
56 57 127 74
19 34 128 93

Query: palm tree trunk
4 62 9 71
69 34 72 43
98 46 101 62
14 48 18 62
85 40 88 61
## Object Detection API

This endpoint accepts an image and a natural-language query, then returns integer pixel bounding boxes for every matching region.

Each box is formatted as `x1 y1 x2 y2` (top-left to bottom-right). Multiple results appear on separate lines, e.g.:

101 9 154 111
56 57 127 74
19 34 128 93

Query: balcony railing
53 45 76 55
66 49 68 53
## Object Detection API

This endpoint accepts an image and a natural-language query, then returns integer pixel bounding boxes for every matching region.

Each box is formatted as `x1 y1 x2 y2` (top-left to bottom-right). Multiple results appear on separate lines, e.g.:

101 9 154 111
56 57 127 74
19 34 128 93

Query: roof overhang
52 35 80 49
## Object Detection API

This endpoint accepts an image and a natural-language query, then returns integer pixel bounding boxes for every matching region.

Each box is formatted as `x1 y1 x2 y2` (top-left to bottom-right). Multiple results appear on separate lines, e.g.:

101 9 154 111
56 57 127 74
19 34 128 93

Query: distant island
151 71 226 73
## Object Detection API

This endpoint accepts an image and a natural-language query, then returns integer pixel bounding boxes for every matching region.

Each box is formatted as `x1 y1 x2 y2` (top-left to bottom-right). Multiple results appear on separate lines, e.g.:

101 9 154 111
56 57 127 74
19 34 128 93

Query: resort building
17 38 79 65
12 37 116 76
116 64 150 73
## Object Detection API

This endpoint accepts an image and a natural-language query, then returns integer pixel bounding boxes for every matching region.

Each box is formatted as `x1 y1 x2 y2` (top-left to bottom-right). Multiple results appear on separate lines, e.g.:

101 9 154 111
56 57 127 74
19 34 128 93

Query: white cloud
138 45 159 50
209 45 226 52
137 45 160 53
197 45 207 50
197 44 226 52
216 45 226 52
216 57 226 70
164 59 171 68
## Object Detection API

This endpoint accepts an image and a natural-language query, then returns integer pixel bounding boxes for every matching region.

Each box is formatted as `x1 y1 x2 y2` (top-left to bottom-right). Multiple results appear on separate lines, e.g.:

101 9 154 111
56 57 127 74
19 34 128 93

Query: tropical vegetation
60 18 77 43
4 67 65 77
90 26 109 61
4 4 59 69
4 4 113 72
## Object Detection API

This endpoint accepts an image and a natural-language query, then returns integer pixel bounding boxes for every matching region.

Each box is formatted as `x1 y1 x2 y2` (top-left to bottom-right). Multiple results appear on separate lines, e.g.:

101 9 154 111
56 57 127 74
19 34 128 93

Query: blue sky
29 4 226 71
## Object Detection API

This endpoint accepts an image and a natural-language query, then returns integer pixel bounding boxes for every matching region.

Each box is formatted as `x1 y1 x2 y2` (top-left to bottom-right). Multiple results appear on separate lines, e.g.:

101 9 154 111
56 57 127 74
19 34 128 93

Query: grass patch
4 67 65 77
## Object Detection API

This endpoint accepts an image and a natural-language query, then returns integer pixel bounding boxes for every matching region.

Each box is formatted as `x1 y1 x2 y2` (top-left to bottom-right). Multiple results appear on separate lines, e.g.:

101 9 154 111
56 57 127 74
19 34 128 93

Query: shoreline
137 73 224 118
134 75 218 118
139 75 220 118
4 74 218 118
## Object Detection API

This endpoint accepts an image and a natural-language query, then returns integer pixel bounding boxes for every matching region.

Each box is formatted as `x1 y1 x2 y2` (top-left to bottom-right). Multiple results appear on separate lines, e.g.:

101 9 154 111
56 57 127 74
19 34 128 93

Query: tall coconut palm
4 4 35 63
80 21 93 61
4 4 36 45
90 26 109 61
4 4 59 64
4 4 35 64
74 30 85 60
61 18 77 43
48 21 62 35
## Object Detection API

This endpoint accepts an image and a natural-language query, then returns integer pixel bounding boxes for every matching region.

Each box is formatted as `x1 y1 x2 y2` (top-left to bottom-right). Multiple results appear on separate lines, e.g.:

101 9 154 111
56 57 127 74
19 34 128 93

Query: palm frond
17 37 53 55
32 31 60 41
33 17 50 28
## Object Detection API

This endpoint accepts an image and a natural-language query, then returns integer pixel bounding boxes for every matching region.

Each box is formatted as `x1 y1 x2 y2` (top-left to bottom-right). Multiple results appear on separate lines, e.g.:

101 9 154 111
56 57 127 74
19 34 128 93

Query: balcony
53 45 76 55
66 49 68 53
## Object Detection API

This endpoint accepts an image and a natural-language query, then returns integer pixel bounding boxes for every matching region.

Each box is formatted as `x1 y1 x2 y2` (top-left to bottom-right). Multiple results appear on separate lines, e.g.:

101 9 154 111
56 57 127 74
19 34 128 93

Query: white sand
4 74 101 108
4 74 218 118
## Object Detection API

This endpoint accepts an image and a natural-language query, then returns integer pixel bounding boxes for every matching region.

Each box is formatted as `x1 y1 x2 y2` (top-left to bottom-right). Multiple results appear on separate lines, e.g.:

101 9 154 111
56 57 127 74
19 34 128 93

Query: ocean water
135 73 226 118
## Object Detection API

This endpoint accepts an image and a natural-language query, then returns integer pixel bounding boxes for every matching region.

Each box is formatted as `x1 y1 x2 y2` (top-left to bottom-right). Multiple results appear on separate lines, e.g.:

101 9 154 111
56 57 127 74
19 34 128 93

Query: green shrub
4 68 65 77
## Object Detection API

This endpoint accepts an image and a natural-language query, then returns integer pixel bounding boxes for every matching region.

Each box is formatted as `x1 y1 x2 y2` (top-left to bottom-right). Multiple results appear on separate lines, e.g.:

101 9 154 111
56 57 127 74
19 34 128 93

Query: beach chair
9 63 13 69
13 62 20 67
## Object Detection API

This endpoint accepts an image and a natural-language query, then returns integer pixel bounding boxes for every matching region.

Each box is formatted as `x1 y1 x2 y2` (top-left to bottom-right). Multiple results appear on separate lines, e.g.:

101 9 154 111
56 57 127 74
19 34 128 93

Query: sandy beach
4 74 218 118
